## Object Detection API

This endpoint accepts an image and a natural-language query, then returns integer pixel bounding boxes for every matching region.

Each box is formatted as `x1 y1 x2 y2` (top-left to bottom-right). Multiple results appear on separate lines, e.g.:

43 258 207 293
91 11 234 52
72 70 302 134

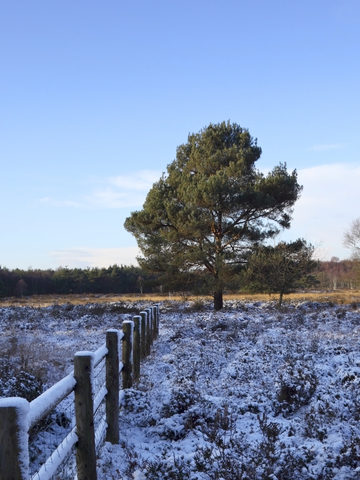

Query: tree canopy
244 239 319 307
124 121 303 310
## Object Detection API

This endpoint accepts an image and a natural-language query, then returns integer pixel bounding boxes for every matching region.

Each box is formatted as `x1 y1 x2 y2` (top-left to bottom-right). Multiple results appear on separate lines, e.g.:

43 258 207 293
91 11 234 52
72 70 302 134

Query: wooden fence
0 305 159 480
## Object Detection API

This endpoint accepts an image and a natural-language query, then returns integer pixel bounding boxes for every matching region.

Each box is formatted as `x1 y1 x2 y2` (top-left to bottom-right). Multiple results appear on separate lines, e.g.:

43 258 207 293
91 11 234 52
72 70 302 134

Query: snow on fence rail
0 305 159 480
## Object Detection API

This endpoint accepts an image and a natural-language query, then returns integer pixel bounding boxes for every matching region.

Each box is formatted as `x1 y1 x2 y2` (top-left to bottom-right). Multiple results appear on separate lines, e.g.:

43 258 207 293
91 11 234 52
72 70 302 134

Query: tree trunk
214 291 223 311
278 291 284 308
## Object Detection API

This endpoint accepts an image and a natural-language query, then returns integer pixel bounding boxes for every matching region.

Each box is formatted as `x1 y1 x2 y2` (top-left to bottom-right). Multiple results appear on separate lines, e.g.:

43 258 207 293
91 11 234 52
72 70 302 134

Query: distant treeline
314 259 360 290
0 265 153 298
0 259 359 299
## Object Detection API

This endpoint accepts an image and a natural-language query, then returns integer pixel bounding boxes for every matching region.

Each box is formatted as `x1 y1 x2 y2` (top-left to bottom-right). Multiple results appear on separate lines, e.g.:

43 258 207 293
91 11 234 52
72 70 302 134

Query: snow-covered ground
1 299 360 479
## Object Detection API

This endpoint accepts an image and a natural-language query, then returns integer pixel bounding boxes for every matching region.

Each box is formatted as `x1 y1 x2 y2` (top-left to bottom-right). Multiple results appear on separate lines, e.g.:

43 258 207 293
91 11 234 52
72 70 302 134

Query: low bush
275 359 318 415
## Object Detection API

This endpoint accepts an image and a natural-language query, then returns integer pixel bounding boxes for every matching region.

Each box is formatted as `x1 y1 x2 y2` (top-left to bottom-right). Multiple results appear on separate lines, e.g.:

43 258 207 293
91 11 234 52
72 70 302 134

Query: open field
1 289 360 308
2 298 360 478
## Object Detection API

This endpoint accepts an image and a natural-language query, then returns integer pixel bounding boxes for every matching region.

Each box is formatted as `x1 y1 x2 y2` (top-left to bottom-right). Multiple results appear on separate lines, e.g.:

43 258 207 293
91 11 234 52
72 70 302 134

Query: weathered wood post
152 305 158 340
0 398 30 480
105 329 120 444
140 311 147 359
122 320 133 389
149 307 154 346
74 351 97 480
156 304 160 337
145 308 152 354
133 316 141 381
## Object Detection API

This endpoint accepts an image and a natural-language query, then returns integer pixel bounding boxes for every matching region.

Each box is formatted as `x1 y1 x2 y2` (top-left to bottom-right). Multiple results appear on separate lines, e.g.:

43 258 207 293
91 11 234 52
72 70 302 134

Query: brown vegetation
314 259 360 290
1 289 360 308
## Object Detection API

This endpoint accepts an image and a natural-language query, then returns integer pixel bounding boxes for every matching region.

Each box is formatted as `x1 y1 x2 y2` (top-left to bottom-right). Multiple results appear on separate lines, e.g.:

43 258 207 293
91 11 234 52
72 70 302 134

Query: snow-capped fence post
133 315 141 381
0 307 159 480
0 398 30 480
106 329 120 444
140 310 147 359
122 320 133 389
74 351 97 480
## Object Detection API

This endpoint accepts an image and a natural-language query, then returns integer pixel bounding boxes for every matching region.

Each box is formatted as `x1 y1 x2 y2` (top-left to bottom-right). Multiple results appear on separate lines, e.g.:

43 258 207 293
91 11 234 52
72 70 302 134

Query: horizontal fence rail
0 304 159 480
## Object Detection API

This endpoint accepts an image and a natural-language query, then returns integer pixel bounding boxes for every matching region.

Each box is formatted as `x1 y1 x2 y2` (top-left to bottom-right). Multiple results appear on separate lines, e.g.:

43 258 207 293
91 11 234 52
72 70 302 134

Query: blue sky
1 0 359 269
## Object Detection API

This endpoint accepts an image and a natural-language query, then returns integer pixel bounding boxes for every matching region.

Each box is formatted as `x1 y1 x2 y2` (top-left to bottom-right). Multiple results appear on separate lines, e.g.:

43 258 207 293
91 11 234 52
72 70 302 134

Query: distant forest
0 265 150 298
0 259 359 299
314 259 359 290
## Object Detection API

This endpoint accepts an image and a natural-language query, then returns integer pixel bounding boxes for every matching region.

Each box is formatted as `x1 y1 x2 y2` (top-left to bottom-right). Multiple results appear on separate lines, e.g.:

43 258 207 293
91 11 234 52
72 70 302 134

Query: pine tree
124 121 302 310
245 239 319 307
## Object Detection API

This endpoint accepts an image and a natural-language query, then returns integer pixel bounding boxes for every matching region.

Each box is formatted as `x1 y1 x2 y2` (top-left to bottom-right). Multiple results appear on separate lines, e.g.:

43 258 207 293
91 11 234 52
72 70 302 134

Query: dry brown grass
0 289 359 308
225 290 360 305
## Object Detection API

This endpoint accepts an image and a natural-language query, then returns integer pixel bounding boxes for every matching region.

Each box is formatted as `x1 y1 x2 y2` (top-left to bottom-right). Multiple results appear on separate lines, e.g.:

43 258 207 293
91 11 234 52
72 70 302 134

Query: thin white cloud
110 170 161 190
309 144 346 152
84 188 147 209
37 197 84 208
36 170 162 209
86 170 161 208
45 163 360 264
280 163 360 260
49 247 141 268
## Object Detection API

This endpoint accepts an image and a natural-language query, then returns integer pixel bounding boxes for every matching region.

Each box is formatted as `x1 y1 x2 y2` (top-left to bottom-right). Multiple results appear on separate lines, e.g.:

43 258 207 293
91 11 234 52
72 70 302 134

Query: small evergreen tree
244 239 319 307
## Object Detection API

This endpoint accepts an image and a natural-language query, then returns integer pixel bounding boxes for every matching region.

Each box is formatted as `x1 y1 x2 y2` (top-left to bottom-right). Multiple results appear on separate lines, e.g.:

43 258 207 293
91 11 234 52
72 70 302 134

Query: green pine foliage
125 121 302 310
244 239 319 307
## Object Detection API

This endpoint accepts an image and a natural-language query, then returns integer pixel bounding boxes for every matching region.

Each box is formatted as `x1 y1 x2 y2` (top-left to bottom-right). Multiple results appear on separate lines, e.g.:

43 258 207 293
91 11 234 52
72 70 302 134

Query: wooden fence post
122 321 133 389
133 316 141 381
152 306 158 340
140 311 147 359
0 398 30 480
74 351 97 480
145 308 152 355
149 307 154 346
156 304 160 336
105 330 120 444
